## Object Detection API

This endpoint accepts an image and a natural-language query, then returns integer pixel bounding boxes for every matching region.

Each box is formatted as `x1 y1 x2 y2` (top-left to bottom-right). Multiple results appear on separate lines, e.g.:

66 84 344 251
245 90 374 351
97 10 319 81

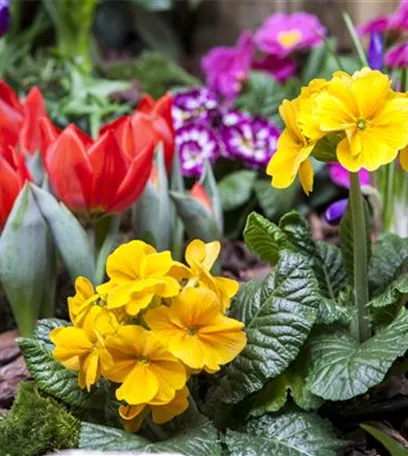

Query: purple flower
201 30 254 100
221 115 280 168
368 32 384 70
176 123 221 177
358 16 390 36
255 13 326 58
328 163 370 188
324 199 348 225
385 42 408 68
252 55 297 83
172 87 218 130
221 109 251 127
0 0 9 38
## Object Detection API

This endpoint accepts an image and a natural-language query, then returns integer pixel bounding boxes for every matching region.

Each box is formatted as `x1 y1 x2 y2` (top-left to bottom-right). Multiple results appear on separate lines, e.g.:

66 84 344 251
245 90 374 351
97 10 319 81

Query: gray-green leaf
219 170 257 212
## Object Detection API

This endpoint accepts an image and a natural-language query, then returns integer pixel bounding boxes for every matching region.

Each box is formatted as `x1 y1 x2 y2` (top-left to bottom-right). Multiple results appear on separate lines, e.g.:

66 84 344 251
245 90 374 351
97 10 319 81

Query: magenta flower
385 42 408 68
176 123 221 177
252 55 297 83
328 163 370 189
388 0 408 31
255 13 326 58
221 115 280 168
201 31 254 100
358 16 390 36
172 87 218 130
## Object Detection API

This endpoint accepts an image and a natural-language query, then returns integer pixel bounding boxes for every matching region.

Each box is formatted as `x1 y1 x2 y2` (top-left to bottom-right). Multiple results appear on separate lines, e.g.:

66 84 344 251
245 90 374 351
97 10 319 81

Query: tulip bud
368 31 384 71
0 0 9 38
324 199 348 225
190 182 213 214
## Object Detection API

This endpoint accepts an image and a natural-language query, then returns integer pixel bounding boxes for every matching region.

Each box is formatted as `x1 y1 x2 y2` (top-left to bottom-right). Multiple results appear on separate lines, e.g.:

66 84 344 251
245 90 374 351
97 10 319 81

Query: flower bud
368 31 384 70
324 199 348 225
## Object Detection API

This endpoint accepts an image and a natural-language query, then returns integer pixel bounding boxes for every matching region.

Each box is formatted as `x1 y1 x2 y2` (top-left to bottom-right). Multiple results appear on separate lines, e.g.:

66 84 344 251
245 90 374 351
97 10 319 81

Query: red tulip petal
153 92 174 133
46 125 93 213
100 115 133 156
0 153 22 229
108 140 155 213
20 87 48 155
138 95 155 114
88 130 128 212
190 182 213 214
130 112 159 159
69 124 93 149
0 81 23 113
39 117 61 163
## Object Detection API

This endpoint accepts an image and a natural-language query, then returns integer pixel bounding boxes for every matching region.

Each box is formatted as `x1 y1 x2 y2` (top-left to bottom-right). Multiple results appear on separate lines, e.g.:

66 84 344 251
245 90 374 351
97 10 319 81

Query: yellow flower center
277 30 302 49
357 119 367 130
187 328 197 336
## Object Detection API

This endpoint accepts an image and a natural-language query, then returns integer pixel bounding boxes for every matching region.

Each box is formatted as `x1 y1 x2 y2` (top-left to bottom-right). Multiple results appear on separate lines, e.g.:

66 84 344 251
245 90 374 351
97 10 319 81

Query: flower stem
349 172 371 343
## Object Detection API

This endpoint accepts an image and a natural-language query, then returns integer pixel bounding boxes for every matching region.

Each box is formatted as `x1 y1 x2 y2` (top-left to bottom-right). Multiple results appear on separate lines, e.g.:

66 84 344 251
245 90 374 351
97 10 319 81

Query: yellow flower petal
51 327 93 361
148 359 187 403
298 159 314 195
141 251 174 277
279 99 304 143
151 387 189 424
116 363 159 405
400 146 408 172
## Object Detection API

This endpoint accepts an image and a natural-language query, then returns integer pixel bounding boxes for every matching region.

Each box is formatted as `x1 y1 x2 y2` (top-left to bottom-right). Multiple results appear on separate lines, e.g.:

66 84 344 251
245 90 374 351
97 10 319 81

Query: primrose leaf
226 410 345 456
306 308 408 401
17 319 91 408
218 251 320 404
79 413 222 455
219 170 257 212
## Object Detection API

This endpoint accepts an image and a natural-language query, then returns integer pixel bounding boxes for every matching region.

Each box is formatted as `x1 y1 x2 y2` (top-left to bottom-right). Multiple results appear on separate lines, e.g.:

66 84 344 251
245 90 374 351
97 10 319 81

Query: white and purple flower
176 123 221 177
172 87 219 130
221 115 280 167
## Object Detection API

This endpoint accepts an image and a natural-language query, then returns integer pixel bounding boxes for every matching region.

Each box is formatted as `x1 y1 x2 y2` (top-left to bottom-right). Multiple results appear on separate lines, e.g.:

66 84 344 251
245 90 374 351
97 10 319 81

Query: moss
101 51 201 98
0 382 80 456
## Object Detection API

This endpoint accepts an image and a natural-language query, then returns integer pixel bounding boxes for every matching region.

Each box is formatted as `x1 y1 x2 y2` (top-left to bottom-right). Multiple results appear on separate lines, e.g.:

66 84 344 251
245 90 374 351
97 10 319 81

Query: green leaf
219 170 257 212
170 191 221 242
361 424 408 456
218 251 320 404
340 199 372 286
79 414 222 455
251 354 323 416
301 41 330 84
254 179 300 220
202 161 223 233
306 309 408 401
243 212 292 265
369 233 408 297
17 319 91 408
226 410 344 456
0 184 55 336
30 184 96 284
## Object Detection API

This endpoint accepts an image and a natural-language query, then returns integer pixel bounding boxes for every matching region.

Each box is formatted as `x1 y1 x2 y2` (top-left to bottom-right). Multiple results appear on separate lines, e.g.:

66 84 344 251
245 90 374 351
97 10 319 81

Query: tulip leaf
225 410 344 456
170 150 185 261
0 184 55 336
361 424 408 456
219 170 257 212
79 413 222 455
217 251 320 404
306 308 408 401
17 319 91 408
202 161 223 233
340 199 372 287
95 215 121 285
170 191 221 242
30 185 96 284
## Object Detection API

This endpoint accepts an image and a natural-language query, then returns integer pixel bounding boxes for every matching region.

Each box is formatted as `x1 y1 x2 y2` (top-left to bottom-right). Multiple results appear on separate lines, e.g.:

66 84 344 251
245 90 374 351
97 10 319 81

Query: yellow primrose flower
119 386 189 432
312 68 408 171
171 239 239 311
68 276 100 325
97 240 180 316
266 99 316 195
145 287 246 373
51 306 116 391
103 325 187 405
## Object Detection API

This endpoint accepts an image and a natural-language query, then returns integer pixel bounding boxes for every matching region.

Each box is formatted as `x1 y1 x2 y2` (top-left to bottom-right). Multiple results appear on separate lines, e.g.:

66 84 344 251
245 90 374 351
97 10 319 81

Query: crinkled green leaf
219 170 257 212
17 319 91 408
226 410 344 456
251 354 323 416
369 233 408 297
79 414 222 455
243 212 292 265
340 199 372 286
217 251 320 404
306 309 408 401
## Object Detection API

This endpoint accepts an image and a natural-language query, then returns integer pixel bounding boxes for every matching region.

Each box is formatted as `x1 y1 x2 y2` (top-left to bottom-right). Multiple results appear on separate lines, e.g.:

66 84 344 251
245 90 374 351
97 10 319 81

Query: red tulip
45 124 155 217
137 92 175 171
0 147 32 230
0 82 48 155
190 182 213 214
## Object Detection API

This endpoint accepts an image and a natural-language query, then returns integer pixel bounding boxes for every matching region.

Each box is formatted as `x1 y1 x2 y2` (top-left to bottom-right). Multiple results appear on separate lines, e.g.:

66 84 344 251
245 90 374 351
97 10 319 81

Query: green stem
349 172 371 343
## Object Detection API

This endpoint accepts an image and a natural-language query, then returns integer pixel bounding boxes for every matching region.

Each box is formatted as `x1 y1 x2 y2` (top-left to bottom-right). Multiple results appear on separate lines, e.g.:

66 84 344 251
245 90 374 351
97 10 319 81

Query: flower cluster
0 82 174 228
172 87 280 176
267 68 408 194
202 13 327 99
51 239 246 431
